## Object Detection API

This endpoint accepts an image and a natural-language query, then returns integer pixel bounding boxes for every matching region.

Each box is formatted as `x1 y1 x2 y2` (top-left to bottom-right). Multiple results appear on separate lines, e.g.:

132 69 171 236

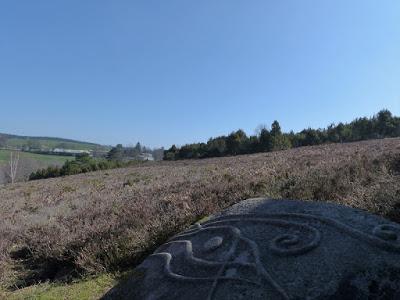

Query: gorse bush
164 109 400 160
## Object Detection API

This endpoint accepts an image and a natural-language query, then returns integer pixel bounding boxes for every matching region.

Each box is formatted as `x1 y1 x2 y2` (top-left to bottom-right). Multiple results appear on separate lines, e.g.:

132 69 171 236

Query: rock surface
103 199 400 299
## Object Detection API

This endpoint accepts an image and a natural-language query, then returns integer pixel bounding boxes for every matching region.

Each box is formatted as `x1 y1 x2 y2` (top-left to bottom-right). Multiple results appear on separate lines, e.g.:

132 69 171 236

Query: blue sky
0 1 399 148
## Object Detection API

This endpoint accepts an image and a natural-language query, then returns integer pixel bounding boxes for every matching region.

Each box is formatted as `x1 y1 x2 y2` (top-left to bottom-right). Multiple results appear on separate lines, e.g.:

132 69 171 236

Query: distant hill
0 133 111 152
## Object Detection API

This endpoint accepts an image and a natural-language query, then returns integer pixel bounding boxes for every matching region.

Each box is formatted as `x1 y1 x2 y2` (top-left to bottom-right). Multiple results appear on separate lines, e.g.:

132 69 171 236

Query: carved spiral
269 226 321 256
372 224 400 241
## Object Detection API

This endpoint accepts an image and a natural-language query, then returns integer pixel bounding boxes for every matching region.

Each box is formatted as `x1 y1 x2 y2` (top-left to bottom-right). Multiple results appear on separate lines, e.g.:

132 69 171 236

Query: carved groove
203 213 400 252
151 212 400 299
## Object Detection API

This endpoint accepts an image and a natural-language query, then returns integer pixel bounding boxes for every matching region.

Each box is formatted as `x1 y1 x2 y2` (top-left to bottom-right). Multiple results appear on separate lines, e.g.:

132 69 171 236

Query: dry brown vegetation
1 138 400 290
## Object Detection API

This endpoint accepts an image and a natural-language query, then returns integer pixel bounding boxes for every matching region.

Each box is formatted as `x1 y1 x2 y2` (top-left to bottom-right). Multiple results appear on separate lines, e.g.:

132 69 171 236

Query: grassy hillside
0 133 110 184
0 138 399 298
0 133 110 151
0 149 73 185
0 149 71 166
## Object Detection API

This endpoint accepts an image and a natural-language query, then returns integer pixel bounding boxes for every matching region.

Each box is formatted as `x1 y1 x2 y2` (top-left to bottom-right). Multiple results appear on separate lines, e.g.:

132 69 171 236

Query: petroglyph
103 199 400 300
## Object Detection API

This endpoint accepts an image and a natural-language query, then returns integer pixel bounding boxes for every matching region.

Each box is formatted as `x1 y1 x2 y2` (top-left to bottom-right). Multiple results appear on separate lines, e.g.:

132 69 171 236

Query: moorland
1 137 399 298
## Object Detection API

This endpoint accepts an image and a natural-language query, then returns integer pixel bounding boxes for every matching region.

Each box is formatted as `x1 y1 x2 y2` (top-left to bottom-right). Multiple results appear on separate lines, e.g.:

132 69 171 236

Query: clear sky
0 1 399 148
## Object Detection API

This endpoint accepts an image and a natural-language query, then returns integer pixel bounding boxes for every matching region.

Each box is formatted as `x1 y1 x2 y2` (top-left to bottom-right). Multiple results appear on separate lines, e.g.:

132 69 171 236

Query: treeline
164 109 400 160
29 154 132 180
29 142 163 180
107 142 164 161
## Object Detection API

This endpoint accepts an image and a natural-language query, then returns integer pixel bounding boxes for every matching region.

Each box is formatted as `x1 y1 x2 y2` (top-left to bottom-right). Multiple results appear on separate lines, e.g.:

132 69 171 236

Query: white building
52 148 91 155
137 153 154 161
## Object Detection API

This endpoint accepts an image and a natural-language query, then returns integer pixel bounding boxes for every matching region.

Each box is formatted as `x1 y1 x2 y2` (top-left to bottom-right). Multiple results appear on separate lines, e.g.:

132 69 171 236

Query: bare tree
8 151 19 184
255 124 269 136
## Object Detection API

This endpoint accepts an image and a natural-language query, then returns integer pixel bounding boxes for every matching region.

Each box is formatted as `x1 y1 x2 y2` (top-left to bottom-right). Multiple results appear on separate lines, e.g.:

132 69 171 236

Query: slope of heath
0 138 399 290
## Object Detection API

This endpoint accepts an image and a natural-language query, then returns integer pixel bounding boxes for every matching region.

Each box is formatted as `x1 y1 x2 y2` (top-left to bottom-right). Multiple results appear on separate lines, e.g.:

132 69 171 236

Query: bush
29 155 135 180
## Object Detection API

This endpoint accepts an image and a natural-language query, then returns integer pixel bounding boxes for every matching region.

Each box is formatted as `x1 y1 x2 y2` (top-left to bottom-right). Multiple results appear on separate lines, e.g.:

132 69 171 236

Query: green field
6 138 100 151
0 150 72 166
0 133 111 152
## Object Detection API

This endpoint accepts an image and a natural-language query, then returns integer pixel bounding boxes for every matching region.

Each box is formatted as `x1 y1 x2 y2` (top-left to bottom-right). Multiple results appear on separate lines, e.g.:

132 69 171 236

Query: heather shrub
0 138 399 289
